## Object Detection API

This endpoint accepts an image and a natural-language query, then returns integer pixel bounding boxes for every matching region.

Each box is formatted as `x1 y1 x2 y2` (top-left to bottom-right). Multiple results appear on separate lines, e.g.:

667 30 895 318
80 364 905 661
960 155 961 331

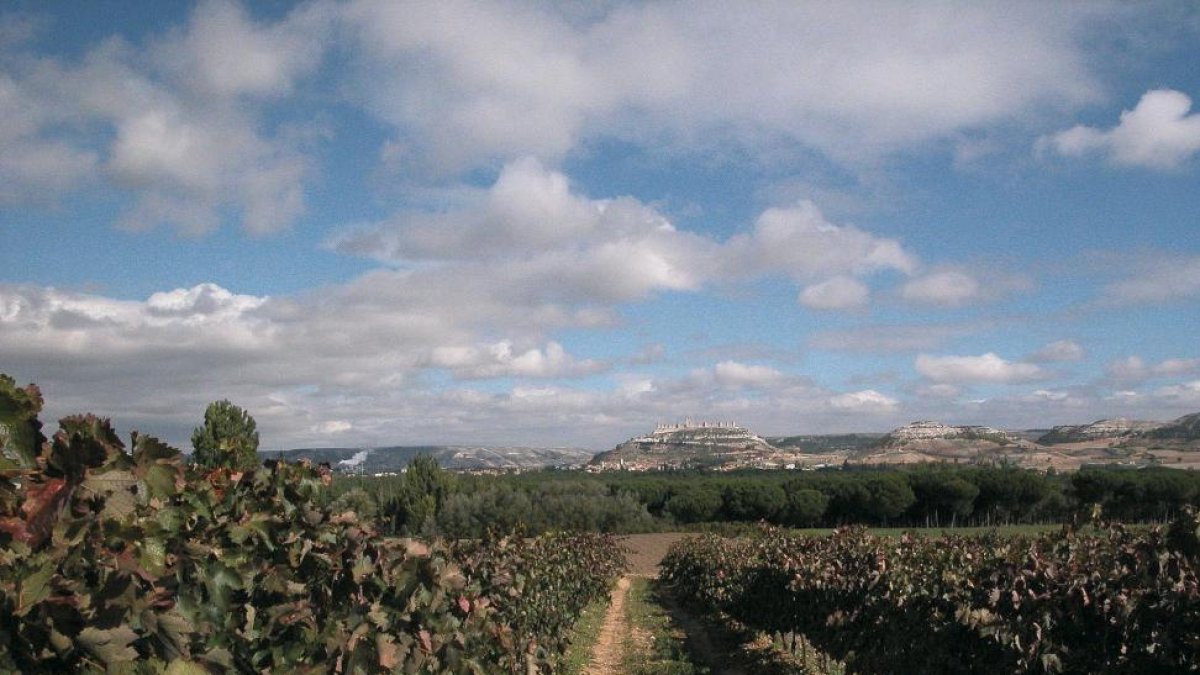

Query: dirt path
585 576 632 675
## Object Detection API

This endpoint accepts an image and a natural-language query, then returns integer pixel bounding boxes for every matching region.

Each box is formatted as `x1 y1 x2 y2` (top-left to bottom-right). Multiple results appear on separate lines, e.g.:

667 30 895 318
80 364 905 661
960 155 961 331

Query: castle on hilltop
653 418 740 434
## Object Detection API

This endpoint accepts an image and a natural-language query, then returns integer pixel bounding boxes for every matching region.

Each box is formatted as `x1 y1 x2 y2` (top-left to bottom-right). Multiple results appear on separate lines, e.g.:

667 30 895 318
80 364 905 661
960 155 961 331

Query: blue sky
2 1 1199 451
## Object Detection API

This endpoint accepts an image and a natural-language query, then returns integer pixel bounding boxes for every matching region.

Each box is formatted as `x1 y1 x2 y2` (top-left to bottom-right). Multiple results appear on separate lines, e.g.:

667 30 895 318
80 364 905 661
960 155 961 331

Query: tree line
342 462 1200 536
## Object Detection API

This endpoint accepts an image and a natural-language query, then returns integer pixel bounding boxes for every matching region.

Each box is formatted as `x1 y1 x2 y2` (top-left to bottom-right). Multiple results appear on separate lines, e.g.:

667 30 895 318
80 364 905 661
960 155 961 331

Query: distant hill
275 409 1200 475
590 421 841 471
1145 413 1200 440
767 434 883 454
274 445 595 473
839 420 1068 470
1037 418 1164 445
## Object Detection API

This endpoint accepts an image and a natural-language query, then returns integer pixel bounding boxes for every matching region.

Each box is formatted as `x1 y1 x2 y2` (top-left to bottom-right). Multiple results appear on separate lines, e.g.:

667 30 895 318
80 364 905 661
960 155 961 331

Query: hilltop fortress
653 419 740 433
591 419 828 471
634 419 763 445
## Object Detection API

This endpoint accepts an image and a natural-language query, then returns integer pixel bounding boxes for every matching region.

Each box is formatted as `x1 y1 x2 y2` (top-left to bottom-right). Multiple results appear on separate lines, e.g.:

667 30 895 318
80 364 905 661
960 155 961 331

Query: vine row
661 522 1200 674
0 376 625 673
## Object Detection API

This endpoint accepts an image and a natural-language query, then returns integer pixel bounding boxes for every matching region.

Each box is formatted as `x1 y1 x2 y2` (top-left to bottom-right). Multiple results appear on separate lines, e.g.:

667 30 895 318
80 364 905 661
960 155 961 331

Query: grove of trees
342 462 1200 537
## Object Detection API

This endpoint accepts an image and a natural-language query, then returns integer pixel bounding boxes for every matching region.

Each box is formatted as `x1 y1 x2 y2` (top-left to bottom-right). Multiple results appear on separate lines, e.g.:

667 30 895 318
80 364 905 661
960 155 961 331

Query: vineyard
661 523 1200 674
0 376 625 673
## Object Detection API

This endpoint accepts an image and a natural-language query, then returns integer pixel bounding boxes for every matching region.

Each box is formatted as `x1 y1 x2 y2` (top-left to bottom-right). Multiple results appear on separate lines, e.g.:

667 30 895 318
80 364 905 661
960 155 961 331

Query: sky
2 1 1200 451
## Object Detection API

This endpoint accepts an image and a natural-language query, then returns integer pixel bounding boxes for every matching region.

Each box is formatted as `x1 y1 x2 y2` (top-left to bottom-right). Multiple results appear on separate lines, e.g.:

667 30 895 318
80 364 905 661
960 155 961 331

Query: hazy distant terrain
278 410 1200 474
275 445 595 473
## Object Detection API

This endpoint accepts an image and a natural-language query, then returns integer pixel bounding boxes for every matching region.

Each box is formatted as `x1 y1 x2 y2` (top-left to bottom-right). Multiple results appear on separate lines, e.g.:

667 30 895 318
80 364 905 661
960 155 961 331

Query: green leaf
77 625 139 665
16 561 55 616
139 464 180 500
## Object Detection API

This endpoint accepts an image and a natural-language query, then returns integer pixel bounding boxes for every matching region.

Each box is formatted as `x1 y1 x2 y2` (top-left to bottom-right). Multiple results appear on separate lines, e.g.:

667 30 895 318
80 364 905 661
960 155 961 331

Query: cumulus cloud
829 389 898 412
0 278 610 447
332 158 717 302
1154 380 1200 406
151 0 329 99
0 70 98 202
0 0 324 232
799 276 870 310
915 352 1044 384
1027 339 1085 363
901 270 981 307
429 341 604 379
1040 89 1200 169
344 1 1100 169
731 203 916 280
1106 356 1200 383
1 1 1109 227
332 159 915 306
712 361 786 389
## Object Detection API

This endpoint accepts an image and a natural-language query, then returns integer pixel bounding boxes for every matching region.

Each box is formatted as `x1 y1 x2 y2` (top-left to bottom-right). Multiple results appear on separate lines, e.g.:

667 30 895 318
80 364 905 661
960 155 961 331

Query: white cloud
152 0 329 99
1107 356 1148 381
1156 358 1200 377
712 361 785 389
1101 255 1200 305
0 2 322 232
0 1 1109 227
1041 89 1200 170
0 71 98 202
332 160 915 307
1027 339 1085 363
1106 355 1200 383
1154 380 1200 406
915 352 1044 384
732 202 916 280
829 389 898 412
430 341 603 379
901 270 981 307
343 1 1100 170
317 420 353 434
799 276 869 310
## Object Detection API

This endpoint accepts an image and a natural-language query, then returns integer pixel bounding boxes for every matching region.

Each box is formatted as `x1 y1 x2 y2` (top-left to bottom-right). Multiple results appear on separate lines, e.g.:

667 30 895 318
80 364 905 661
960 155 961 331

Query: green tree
782 486 829 527
190 399 259 471
391 454 455 535
664 484 723 523
721 480 786 521
865 474 915 524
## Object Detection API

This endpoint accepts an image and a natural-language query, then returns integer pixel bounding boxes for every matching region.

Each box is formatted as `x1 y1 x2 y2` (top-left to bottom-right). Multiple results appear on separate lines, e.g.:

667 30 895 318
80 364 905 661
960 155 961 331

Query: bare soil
621 532 694 577
585 576 631 675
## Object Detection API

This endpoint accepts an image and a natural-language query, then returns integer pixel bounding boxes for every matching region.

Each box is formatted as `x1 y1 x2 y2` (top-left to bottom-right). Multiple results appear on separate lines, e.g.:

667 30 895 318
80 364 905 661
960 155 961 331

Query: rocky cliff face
883 421 1014 445
630 422 772 449
590 421 820 470
1037 418 1165 445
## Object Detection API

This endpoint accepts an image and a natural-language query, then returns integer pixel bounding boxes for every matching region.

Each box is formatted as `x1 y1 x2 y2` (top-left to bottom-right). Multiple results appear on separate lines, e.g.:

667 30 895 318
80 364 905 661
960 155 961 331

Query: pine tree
191 399 259 470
